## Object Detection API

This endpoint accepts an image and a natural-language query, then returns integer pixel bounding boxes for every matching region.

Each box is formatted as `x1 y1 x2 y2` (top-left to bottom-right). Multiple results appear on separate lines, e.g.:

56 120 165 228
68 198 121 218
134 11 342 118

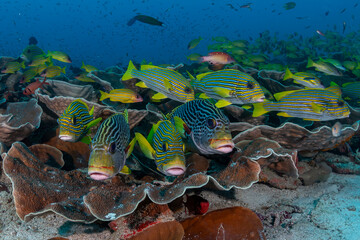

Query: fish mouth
164 166 186 176
88 171 111 181
209 138 235 153
254 96 265 102
58 135 76 142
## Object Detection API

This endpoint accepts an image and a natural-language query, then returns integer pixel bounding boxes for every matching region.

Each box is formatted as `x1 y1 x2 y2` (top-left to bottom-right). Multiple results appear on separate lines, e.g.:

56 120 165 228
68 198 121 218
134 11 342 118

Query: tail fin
122 60 136 81
81 61 85 69
99 90 109 101
306 58 315 68
61 67 66 74
283 67 293 80
252 102 269 117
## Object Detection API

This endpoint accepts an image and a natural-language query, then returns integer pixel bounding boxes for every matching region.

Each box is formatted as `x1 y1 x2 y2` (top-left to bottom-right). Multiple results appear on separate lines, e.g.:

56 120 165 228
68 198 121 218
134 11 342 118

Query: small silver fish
332 122 342 137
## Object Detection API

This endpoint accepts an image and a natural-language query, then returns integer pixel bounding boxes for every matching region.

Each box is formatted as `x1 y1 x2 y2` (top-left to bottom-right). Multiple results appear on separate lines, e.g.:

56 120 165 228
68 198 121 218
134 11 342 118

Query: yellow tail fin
122 60 137 81
99 90 109 101
306 58 315 68
283 67 293 80
252 102 269 117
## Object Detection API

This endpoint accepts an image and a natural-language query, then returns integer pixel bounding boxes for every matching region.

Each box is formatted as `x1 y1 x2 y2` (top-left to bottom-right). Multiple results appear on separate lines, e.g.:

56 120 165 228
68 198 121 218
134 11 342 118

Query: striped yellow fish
41 65 66 78
20 69 37 83
58 99 102 143
28 55 52 67
20 45 45 62
81 61 98 72
1 61 25 73
167 99 234 155
135 120 186 176
47 50 72 63
283 67 324 88
190 69 265 108
122 60 195 103
99 89 143 103
88 112 136 180
252 87 350 121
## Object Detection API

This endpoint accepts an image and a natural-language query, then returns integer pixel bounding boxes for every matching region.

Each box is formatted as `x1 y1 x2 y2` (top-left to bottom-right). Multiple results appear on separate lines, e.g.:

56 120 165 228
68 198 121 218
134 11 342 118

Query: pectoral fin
215 99 232 108
119 165 131 175
86 117 102 129
80 135 92 144
199 93 210 99
135 133 155 159
173 116 191 137
152 92 168 100
212 87 231 98
277 112 293 117
136 81 148 88
310 102 325 114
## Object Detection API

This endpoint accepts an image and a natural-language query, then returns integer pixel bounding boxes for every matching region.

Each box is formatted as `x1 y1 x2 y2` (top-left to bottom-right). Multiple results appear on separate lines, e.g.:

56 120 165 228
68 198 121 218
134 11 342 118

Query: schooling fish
57 99 102 143
338 81 360 100
47 51 72 63
81 62 98 72
1 61 25 73
23 77 49 95
88 112 136 180
122 60 195 103
190 69 265 108
284 2 296 10
319 58 346 71
307 58 342 76
135 120 186 176
167 99 234 155
283 67 324 88
41 65 66 78
28 55 52 67
127 14 164 26
21 45 45 62
20 69 37 83
74 72 96 82
28 36 38 45
200 52 234 65
253 87 350 121
187 37 202 50
99 89 143 103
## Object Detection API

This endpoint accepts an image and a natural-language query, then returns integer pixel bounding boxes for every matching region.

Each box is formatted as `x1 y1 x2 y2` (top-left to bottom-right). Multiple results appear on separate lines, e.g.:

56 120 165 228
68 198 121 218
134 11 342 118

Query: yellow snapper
88 112 136 180
20 69 37 83
135 119 186 176
47 50 72 63
1 61 25 73
81 62 98 72
122 60 195 103
307 58 342 76
283 67 324 88
186 53 202 61
187 37 202 50
167 100 234 155
190 69 265 108
28 55 52 66
41 65 66 78
99 89 143 103
30 64 48 75
57 99 102 143
20 45 45 62
253 87 350 121
74 72 96 82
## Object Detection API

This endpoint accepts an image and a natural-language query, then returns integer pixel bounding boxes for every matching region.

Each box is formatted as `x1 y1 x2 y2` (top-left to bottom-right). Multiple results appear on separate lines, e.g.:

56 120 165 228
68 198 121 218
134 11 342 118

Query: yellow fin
215 99 232 108
80 135 91 144
99 90 109 101
122 60 136 81
89 106 95 116
196 72 213 80
306 58 315 68
163 78 173 92
152 92 168 100
187 71 195 81
119 165 131 175
277 112 292 117
252 102 269 117
126 137 136 158
135 81 148 88
86 117 102 129
311 102 325 114
199 93 210 99
123 109 128 123
242 104 252 110
213 87 231 98
325 85 342 96
147 121 161 144
135 133 155 159
283 67 293 80
273 90 298 101
304 118 320 121
140 64 161 70
330 81 339 87
173 116 186 138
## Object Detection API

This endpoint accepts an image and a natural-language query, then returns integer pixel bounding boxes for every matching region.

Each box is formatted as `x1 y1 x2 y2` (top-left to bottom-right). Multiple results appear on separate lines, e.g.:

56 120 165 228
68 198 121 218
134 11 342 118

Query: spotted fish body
58 99 100 142
167 99 234 155
253 88 350 121
122 60 195 103
192 69 265 107
88 113 130 180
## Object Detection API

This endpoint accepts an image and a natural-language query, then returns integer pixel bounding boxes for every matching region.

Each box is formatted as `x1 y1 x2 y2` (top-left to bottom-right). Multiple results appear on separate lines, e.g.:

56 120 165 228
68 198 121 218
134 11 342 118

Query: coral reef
0 98 42 146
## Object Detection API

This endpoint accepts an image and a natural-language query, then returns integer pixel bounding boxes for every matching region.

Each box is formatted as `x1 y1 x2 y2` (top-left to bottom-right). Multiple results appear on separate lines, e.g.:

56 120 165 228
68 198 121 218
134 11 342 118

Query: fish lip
255 96 265 102
89 171 111 181
58 135 76 142
165 166 186 176
215 144 234 153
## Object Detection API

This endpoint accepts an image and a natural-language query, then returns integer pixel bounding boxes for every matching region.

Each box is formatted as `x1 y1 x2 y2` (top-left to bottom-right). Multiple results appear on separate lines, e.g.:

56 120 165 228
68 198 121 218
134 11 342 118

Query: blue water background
0 0 358 69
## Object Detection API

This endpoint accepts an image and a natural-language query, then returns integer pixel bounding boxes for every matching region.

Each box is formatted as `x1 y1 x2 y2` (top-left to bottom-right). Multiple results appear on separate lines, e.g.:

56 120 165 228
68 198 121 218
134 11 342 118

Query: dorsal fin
122 109 128 123
196 72 213 80
147 121 161 144
140 64 162 71
273 90 299 101
325 85 342 96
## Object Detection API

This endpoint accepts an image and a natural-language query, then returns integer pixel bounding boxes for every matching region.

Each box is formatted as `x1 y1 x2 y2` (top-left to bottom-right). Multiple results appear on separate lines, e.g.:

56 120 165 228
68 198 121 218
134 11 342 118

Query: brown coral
0 98 42 146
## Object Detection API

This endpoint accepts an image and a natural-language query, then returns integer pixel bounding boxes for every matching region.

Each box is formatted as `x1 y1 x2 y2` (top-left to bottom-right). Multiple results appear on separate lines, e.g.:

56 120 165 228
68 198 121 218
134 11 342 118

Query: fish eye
162 142 168 152
207 118 217 129
247 81 255 89
72 116 77 125
184 87 192 93
109 142 116 154
337 101 344 107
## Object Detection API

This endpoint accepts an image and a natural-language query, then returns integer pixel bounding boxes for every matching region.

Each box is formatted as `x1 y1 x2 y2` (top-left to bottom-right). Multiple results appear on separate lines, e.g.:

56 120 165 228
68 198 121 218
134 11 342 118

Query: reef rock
181 206 265 240
0 98 42 146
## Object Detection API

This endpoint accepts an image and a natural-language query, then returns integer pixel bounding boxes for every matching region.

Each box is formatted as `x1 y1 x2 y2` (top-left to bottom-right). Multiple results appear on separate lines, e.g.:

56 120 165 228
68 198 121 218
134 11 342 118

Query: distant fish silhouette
127 14 164 26
28 36 38 45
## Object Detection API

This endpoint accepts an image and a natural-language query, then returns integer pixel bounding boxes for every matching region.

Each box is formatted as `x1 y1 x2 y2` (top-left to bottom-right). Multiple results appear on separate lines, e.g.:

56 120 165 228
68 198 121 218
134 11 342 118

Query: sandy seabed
0 172 359 240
